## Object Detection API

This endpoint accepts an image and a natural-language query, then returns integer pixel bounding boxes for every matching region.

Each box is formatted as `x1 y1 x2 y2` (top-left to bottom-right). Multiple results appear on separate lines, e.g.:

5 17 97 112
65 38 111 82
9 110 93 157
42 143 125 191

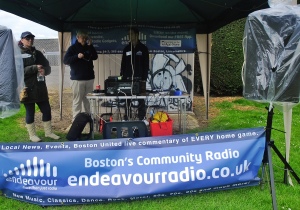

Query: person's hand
78 53 84 59
37 65 45 75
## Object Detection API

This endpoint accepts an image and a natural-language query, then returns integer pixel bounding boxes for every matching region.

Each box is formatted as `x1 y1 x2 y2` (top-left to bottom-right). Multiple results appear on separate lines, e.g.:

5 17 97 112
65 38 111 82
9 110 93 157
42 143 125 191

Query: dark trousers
24 100 52 124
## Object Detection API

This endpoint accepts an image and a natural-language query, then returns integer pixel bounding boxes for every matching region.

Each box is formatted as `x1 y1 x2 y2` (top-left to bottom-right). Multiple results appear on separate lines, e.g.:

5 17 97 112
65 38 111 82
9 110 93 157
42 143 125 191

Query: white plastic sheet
243 5 300 104
0 26 24 118
243 4 300 185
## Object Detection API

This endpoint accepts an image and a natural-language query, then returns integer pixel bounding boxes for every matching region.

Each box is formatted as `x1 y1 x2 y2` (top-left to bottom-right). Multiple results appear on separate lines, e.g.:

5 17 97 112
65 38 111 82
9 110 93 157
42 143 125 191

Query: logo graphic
160 40 182 47
3 156 57 178
121 32 147 45
3 156 58 190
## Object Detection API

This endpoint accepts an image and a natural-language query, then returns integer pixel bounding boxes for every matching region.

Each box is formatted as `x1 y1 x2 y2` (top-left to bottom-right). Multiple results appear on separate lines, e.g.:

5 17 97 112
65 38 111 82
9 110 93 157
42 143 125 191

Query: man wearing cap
63 30 98 121
19 31 60 142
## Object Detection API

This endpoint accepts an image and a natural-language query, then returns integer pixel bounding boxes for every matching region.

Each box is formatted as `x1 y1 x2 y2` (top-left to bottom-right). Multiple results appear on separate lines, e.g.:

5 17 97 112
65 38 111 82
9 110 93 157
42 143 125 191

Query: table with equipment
86 92 189 138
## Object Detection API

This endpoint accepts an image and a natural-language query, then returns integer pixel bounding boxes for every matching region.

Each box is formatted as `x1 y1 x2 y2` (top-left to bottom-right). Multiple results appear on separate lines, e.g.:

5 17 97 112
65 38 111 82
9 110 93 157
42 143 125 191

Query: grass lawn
1 97 300 210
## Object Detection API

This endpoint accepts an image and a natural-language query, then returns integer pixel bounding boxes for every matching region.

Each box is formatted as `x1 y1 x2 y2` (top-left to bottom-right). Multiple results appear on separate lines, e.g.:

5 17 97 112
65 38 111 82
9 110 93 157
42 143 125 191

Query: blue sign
0 127 265 206
71 25 196 54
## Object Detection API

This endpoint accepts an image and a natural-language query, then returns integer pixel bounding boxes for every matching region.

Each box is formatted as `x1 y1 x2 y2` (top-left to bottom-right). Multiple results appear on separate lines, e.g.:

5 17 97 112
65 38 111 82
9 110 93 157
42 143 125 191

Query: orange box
150 116 173 136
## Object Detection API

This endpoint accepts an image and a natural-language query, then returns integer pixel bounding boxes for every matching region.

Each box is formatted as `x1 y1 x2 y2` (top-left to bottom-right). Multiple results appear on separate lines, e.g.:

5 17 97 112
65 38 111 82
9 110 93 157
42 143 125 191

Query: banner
0 127 265 206
71 25 196 54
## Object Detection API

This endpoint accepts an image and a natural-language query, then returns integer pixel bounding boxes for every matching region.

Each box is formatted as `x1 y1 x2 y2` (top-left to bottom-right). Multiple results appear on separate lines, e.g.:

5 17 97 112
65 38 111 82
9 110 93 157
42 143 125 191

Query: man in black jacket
120 27 149 121
63 30 98 120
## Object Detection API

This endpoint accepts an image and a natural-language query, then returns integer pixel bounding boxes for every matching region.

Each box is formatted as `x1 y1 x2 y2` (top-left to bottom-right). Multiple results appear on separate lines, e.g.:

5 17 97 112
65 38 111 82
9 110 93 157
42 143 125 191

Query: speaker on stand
242 4 300 210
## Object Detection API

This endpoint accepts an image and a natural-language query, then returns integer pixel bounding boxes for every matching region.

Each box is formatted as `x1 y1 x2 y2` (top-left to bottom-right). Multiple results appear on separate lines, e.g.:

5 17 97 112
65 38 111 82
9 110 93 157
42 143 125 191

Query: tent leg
205 33 209 120
59 32 65 120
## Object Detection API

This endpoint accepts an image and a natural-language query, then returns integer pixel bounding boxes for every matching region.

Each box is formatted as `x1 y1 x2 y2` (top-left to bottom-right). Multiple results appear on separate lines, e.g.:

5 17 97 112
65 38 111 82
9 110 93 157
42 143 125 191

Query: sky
0 10 58 40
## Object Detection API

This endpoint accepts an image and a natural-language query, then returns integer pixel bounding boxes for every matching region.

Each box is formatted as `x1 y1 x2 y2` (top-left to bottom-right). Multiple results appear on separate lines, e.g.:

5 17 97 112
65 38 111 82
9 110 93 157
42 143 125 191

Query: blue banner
71 25 196 54
0 127 265 206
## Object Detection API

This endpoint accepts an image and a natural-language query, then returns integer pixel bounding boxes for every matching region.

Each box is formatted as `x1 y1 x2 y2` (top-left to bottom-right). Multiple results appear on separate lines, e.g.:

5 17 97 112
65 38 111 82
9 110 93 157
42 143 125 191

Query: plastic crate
150 116 173 136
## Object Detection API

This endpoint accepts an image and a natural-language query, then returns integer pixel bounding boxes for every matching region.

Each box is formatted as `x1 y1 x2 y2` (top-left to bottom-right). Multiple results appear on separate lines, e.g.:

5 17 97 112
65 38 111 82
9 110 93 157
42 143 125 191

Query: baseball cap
21 31 35 38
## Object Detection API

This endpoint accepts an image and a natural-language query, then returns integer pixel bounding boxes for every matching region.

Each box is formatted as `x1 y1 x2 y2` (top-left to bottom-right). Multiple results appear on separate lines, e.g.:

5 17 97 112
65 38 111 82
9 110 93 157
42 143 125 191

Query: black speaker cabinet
243 6 300 103
104 79 144 96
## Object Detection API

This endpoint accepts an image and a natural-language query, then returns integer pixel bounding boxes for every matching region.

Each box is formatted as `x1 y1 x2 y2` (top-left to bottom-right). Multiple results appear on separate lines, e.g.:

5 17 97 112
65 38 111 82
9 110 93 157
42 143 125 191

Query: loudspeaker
243 7 300 103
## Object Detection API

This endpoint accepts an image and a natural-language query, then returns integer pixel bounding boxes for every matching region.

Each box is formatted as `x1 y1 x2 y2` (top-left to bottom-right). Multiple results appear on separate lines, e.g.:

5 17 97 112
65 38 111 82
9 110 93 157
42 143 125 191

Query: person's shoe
43 121 60 140
26 123 42 142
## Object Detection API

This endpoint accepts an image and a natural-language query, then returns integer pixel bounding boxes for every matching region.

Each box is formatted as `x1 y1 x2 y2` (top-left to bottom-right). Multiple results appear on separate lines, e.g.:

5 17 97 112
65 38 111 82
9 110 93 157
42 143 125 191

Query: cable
135 0 139 24
130 31 135 96
116 89 129 121
129 0 135 96
130 0 133 25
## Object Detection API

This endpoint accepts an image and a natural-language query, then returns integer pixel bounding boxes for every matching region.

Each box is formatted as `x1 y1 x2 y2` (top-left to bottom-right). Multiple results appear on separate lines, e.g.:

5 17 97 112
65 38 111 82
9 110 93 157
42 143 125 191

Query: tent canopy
0 0 269 120
0 0 268 34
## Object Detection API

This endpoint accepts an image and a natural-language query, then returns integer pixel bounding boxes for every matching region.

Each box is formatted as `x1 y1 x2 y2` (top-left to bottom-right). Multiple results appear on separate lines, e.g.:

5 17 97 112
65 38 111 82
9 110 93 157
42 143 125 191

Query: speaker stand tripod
260 105 300 210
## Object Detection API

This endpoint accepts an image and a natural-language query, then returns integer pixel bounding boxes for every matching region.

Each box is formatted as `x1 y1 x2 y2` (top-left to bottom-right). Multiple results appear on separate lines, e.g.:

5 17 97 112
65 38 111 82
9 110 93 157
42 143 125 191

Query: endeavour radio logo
3 156 58 190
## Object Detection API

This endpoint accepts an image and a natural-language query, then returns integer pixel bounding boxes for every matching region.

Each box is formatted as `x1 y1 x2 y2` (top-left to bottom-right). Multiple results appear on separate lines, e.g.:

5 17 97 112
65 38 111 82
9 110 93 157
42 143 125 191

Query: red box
150 116 173 136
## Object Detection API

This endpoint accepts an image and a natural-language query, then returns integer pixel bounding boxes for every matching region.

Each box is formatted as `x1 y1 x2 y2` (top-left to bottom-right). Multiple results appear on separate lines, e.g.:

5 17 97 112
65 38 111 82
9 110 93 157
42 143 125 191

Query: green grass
1 98 300 210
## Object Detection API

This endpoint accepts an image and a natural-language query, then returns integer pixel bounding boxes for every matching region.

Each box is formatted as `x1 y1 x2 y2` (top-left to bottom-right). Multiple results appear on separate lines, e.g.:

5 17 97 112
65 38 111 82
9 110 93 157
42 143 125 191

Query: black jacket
63 41 98 80
19 44 50 103
120 41 149 81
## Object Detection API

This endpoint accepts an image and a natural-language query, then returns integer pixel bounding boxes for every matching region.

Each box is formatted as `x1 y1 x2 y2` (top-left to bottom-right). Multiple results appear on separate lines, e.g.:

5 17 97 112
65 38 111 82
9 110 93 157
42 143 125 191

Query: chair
103 121 148 139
